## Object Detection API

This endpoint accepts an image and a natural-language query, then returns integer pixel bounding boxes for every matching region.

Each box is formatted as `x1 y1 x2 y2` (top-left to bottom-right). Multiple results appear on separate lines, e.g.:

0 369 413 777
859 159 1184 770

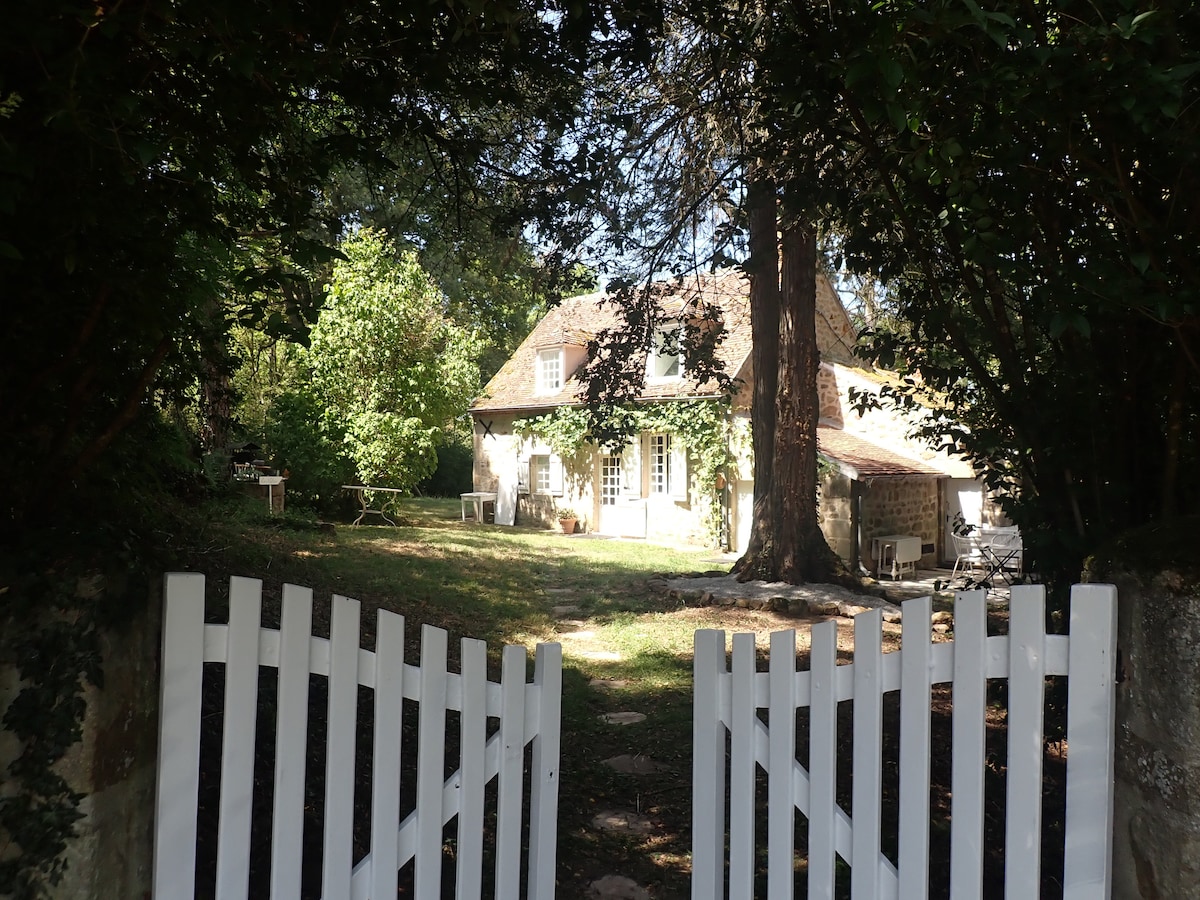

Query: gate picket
692 585 1116 899
153 574 562 900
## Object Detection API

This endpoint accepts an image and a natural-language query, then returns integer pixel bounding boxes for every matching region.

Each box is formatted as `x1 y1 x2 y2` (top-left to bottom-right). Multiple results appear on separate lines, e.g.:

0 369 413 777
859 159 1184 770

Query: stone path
552 574 908 898
547 598 665 898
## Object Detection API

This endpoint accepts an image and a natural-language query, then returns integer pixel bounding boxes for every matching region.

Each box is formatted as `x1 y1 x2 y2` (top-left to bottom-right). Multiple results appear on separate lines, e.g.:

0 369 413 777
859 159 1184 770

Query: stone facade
818 471 856 564
0 584 162 900
1085 534 1200 900
860 477 940 568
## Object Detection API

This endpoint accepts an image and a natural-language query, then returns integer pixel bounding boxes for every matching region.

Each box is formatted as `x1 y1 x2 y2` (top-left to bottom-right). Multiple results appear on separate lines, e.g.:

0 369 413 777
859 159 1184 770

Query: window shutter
549 455 564 495
669 439 689 500
621 439 642 498
517 459 530 493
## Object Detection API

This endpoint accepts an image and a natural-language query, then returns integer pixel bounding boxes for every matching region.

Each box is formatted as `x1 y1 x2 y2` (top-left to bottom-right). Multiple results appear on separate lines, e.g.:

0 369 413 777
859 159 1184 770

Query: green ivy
514 399 736 543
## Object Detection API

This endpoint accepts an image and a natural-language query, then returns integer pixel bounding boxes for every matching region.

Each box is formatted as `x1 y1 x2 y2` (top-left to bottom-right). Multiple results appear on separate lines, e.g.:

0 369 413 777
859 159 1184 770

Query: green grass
181 495 728 898
176 496 1053 899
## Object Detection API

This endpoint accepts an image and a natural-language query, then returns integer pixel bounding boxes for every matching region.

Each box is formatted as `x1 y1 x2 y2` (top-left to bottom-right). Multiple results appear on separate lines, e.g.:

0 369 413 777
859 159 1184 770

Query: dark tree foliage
0 2 657 893
750 0 1200 584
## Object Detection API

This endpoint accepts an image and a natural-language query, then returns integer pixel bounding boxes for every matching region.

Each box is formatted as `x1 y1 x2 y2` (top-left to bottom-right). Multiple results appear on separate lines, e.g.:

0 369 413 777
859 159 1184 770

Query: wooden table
342 485 404 526
459 491 497 522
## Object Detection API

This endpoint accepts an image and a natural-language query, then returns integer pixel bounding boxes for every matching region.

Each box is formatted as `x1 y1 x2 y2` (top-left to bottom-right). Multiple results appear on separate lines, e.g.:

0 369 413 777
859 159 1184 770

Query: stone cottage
470 269 983 573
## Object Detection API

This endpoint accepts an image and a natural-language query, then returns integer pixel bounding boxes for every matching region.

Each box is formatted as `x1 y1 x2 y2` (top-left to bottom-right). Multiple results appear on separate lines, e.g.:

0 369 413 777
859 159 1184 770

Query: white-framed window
531 454 552 493
520 453 563 495
601 455 622 505
647 325 683 380
649 433 671 494
644 431 689 500
536 348 563 393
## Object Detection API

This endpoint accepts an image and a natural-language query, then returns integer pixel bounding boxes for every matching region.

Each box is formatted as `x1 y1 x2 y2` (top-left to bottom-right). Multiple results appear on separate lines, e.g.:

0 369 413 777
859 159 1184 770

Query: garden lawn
180 496 1065 899
182 496 749 898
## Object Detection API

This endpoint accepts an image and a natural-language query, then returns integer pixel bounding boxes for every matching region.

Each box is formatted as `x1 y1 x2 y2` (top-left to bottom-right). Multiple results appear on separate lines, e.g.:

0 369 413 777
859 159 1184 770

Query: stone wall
472 413 598 531
1086 526 1200 899
818 471 856 566
860 477 940 568
817 366 843 426
0 584 161 900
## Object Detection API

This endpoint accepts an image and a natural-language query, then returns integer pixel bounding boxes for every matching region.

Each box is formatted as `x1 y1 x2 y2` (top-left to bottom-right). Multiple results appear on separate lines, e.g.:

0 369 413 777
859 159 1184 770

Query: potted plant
556 506 579 534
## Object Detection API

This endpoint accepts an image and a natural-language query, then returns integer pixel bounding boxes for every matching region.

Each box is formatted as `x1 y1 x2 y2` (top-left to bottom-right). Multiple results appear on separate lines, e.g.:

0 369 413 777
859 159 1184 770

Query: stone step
591 809 655 835
599 711 645 726
588 874 651 899
589 678 631 691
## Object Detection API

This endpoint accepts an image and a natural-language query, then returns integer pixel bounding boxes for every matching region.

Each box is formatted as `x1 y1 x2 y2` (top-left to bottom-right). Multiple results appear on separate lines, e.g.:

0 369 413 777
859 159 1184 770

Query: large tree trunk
774 217 842 582
734 191 847 584
732 172 780 582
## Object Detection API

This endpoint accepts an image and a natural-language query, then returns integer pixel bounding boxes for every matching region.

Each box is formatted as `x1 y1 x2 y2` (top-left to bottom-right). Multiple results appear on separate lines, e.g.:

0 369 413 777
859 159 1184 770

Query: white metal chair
951 533 985 581
983 526 1023 581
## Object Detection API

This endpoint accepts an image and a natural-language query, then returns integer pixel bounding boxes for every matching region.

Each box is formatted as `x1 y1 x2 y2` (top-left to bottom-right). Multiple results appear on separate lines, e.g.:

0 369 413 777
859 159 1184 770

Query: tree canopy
531 0 1200 585
299 228 481 491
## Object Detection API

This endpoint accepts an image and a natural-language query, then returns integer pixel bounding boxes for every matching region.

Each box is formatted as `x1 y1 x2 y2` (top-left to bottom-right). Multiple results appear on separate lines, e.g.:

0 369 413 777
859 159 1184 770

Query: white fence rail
692 584 1117 900
153 572 563 900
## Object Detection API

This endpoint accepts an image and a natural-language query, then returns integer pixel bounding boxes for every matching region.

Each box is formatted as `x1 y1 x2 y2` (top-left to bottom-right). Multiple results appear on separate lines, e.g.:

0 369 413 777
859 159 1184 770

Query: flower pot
559 517 577 534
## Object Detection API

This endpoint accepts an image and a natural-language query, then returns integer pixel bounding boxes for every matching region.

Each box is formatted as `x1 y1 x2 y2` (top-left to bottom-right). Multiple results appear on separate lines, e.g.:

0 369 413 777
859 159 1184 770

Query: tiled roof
472 269 857 413
817 426 947 479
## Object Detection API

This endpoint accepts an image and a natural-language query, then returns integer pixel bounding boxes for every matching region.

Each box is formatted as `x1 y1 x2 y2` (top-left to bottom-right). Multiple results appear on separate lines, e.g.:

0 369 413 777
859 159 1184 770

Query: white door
495 466 517 526
943 478 983 563
597 453 647 537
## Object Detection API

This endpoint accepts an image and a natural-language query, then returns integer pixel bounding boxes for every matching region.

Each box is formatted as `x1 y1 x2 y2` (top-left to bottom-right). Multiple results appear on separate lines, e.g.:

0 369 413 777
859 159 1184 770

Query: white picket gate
692 584 1117 900
152 573 563 900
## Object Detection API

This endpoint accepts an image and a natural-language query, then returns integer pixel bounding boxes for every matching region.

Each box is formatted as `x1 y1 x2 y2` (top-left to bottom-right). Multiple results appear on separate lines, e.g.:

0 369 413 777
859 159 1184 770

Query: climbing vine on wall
514 400 736 543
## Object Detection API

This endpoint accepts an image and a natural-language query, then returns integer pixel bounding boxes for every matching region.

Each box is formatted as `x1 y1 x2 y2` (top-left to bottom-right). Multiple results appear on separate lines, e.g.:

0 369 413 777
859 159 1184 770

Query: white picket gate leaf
692 584 1117 899
152 573 562 900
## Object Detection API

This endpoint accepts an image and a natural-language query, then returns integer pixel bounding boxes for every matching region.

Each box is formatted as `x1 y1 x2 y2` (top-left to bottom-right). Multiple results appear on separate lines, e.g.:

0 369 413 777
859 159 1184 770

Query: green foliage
1 1 631 889
265 386 357 514
515 399 735 541
304 229 482 491
513 407 594 457
784 0 1200 583
538 0 1200 585
415 428 475 498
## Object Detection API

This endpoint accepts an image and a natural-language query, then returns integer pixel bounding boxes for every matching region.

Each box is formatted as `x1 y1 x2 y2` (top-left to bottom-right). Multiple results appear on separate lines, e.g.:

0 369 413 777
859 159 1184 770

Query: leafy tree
532 2 850 584
0 2 648 892
749 0 1200 584
299 228 482 491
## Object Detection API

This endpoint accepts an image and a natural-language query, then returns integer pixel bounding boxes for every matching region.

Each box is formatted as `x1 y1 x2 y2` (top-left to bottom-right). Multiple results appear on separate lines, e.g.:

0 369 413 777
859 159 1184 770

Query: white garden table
459 491 497 522
342 485 404 526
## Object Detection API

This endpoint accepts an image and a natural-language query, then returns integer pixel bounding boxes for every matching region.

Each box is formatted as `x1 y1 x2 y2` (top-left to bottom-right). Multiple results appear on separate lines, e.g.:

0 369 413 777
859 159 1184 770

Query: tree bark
734 184 846 584
774 217 829 583
732 172 780 581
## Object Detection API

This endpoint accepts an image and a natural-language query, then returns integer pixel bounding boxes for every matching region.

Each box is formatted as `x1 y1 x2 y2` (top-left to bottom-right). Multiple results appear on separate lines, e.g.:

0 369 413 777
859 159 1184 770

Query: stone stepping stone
602 754 668 775
558 629 597 640
588 874 651 899
555 619 589 633
599 711 645 726
551 603 581 617
578 649 623 662
589 678 631 691
591 809 655 834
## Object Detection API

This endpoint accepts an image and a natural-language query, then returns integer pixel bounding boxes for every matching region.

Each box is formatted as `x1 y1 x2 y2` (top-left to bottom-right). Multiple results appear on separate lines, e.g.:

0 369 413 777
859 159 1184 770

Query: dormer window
536 347 563 393
647 325 683 380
